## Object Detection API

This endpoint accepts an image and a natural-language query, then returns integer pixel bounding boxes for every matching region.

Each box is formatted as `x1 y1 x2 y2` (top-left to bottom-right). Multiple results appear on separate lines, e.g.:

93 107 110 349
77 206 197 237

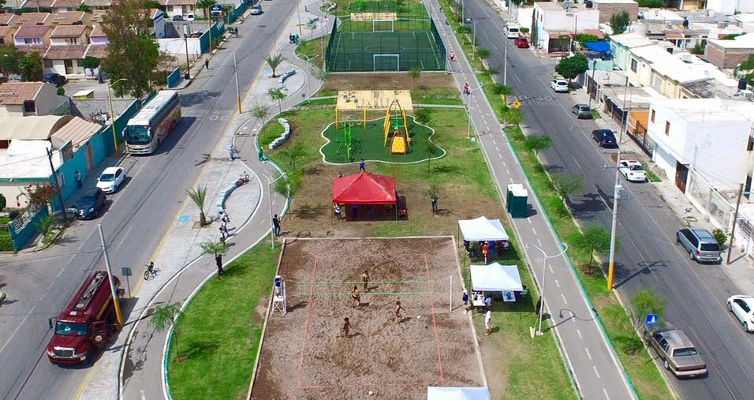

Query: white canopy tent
427 387 490 400
458 216 509 242
469 262 523 292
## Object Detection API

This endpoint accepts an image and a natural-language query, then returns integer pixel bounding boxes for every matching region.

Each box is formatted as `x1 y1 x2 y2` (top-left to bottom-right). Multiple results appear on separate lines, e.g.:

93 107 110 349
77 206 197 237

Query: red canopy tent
332 172 397 204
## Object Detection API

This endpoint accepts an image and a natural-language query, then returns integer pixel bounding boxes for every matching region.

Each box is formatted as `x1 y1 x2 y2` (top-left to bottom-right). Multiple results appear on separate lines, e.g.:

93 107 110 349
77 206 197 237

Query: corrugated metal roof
51 116 102 150
0 115 72 140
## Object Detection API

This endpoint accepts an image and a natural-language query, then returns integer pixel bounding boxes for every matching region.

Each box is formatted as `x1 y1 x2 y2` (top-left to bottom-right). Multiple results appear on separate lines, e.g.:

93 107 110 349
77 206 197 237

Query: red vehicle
46 271 120 364
515 37 530 48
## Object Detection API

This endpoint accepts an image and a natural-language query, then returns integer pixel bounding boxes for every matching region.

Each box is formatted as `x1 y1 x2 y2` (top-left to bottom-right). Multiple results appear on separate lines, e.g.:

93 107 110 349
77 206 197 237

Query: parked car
591 129 618 148
43 73 66 86
96 166 126 194
172 14 184 21
550 79 568 93
676 228 722 263
619 160 646 182
505 24 520 39
75 188 107 220
250 4 262 14
643 326 707 378
515 36 530 48
727 295 754 332
186 13 195 21
572 104 593 119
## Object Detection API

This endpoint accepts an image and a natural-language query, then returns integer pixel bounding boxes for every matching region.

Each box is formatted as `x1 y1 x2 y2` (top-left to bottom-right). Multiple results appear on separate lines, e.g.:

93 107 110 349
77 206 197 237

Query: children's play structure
383 99 410 154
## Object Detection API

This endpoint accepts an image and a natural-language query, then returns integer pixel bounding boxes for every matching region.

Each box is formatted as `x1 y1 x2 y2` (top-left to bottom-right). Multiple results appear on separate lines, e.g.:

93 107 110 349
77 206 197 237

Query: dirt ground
251 238 484 400
322 73 456 91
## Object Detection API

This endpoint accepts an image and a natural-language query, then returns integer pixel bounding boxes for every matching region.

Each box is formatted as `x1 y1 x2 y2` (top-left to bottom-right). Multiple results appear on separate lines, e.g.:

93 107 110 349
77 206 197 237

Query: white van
505 24 520 39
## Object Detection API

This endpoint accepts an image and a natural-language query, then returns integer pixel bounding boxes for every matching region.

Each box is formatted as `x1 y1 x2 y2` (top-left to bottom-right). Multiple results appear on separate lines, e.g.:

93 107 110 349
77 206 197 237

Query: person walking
449 50 455 61
394 301 404 323
74 170 82 189
222 211 230 224
351 286 361 308
215 254 224 277
462 289 469 307
334 203 342 220
484 310 492 336
341 317 351 338
220 219 229 236
359 159 365 172
272 214 281 236
219 226 227 243
204 59 209 70
535 296 542 316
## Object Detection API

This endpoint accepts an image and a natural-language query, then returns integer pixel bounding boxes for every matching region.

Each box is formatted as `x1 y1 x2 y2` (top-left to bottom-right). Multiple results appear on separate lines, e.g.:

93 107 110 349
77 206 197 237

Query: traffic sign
645 314 658 326
210 4 222 14
512 100 522 110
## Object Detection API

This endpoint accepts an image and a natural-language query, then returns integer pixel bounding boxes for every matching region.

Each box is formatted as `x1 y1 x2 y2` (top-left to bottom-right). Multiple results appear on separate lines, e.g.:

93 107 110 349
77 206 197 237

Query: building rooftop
14 24 51 39
83 0 112 6
639 9 684 23
656 99 754 122
50 24 86 38
0 14 17 26
592 0 637 3
610 32 654 49
83 43 107 58
15 12 50 26
44 44 87 60
0 82 44 105
0 115 72 141
50 11 87 25
51 0 83 8
707 32 754 49
50 116 102 150
91 10 108 23
89 23 106 38
0 140 62 180
0 26 16 37
23 0 55 8
536 1 595 13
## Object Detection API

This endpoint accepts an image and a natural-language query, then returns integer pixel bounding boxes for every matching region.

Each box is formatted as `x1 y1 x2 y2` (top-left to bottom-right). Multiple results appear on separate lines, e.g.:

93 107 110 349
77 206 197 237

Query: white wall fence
158 37 202 57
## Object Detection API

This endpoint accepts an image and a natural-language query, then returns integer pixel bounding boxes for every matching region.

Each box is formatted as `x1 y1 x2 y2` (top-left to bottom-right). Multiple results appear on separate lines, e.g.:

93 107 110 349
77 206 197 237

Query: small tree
552 172 584 199
251 104 269 121
424 142 442 173
575 224 612 267
711 228 728 247
264 53 284 78
273 171 303 198
149 302 183 360
0 193 6 211
476 48 491 59
631 289 667 329
268 88 286 115
185 187 207 226
491 83 513 104
278 141 306 170
76 3 91 12
523 135 551 155
576 34 600 44
409 66 421 89
200 239 229 257
19 51 42 81
82 56 100 70
414 108 433 125
197 0 216 19
501 107 524 126
610 11 630 35
555 54 589 84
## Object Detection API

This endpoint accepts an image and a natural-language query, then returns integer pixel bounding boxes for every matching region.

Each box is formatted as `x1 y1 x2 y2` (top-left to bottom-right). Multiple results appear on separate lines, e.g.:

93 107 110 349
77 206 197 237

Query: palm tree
264 54 284 78
524 135 552 155
424 142 442 173
149 302 182 360
197 0 217 51
186 186 208 226
268 88 286 115
409 66 421 89
251 104 269 121
200 240 229 257
491 83 513 105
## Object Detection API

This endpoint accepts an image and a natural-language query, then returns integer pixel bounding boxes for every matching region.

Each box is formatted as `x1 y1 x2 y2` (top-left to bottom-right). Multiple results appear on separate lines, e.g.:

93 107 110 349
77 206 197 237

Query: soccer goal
373 19 395 32
373 54 400 71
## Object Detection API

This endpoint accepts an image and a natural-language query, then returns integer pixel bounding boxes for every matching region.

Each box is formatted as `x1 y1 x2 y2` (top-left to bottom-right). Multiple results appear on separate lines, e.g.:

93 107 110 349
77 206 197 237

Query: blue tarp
583 41 611 53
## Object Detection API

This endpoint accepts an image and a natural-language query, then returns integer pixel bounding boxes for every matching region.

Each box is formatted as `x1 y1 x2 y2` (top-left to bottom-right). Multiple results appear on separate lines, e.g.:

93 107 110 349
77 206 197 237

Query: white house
707 0 754 15
531 1 600 52
646 99 754 199
609 32 653 72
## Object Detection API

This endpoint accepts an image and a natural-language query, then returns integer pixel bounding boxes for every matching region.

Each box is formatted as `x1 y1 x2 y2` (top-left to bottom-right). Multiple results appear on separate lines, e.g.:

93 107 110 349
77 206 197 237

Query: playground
251 237 485 399
320 89 444 163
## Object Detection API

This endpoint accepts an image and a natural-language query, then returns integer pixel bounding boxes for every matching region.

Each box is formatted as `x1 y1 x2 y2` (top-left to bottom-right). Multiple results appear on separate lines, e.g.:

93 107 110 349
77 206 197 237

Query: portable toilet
507 184 528 218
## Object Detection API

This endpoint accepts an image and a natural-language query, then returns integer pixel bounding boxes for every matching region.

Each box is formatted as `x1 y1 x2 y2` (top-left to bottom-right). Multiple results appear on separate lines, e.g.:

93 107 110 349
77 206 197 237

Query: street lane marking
593 366 601 378
548 263 553 274
537 238 542 247
561 293 568 304
577 329 583 339
585 347 592 360
554 279 560 288
531 227 536 234
603 388 611 400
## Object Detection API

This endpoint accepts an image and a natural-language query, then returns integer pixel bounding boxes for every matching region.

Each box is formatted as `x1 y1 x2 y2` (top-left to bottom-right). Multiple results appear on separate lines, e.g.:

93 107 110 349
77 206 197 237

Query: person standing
74 170 82 189
482 241 490 264
431 196 438 214
393 300 404 324
222 211 230 224
341 317 351 338
361 270 369 291
462 289 469 307
484 310 492 336
334 203 342 220
272 214 281 236
219 225 227 243
220 219 229 236
359 159 365 172
535 296 542 316
215 254 224 277
351 286 361 308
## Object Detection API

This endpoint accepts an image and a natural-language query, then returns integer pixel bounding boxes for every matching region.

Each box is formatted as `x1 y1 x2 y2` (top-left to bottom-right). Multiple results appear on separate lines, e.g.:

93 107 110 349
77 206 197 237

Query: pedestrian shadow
288 301 308 311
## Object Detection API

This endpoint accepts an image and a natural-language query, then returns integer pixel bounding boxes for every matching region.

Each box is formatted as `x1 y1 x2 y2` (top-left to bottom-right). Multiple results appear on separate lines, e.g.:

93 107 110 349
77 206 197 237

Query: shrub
712 228 728 246
0 234 13 251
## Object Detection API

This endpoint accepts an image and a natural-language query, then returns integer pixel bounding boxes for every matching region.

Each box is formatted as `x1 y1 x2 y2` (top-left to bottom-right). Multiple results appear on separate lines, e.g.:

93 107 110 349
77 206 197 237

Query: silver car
676 228 722 263
571 104 592 119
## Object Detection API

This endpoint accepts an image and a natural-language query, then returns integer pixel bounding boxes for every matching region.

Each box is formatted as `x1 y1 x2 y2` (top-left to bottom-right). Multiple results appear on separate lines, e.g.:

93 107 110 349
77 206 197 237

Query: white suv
550 79 568 93
505 25 520 39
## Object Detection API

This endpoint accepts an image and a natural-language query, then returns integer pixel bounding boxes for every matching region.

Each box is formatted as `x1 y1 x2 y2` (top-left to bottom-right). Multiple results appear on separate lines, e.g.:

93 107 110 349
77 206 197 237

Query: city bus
124 90 181 155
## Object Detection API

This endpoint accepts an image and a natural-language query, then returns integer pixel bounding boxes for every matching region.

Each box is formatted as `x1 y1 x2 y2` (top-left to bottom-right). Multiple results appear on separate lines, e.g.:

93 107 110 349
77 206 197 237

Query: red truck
46 271 121 364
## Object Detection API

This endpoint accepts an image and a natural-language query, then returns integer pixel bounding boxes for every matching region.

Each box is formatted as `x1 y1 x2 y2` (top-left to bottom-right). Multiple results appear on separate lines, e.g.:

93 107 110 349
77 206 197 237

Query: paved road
427 1 635 399
465 0 754 398
0 2 298 399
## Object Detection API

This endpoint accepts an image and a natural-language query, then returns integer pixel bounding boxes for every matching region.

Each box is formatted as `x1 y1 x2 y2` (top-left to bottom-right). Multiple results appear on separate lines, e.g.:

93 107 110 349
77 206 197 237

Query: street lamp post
526 242 568 335
107 78 128 155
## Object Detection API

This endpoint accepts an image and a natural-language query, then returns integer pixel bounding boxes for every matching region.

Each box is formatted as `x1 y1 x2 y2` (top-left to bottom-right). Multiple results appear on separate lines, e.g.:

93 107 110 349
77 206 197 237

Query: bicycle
144 262 158 281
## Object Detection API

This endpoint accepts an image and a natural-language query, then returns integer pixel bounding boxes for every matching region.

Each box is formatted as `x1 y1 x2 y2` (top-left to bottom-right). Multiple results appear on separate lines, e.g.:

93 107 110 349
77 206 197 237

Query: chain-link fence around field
325 17 446 72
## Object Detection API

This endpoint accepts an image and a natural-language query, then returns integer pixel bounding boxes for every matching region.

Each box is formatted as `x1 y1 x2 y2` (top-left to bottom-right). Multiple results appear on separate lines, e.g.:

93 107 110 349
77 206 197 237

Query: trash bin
184 72 190 80
507 184 528 218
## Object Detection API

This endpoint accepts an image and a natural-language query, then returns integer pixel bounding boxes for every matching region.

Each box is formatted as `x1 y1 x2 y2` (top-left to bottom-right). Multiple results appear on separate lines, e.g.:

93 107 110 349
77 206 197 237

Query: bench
278 70 296 85
268 118 291 150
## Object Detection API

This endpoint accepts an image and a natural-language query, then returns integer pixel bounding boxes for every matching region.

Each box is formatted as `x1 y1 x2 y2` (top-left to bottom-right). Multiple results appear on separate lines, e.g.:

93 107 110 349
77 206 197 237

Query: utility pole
183 26 191 79
473 20 477 59
46 147 67 223
233 52 241 114
503 35 508 85
727 183 747 264
606 165 622 290
98 224 124 326
588 60 596 109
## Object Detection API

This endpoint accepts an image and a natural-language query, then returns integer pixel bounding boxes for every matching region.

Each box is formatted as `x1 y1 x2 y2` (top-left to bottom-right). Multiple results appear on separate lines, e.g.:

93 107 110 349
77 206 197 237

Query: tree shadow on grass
291 204 329 219
177 339 219 360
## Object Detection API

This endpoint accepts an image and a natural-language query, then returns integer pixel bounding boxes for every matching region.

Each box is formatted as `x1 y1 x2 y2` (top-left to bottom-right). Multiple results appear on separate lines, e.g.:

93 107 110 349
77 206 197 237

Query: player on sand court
394 300 404 324
342 317 351 338
362 270 370 291
351 286 361 308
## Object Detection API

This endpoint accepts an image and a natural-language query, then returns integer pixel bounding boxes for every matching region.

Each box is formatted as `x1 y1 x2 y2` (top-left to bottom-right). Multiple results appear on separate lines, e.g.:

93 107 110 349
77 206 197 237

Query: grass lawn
167 244 281 400
320 115 443 163
0 217 12 252
295 36 327 69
